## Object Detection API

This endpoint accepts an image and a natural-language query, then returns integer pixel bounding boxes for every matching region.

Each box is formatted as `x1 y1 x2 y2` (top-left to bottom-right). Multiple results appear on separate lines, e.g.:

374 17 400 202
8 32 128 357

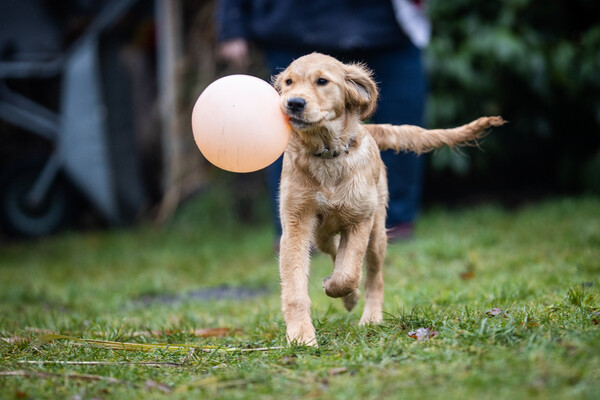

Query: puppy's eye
316 78 328 86
285 79 293 86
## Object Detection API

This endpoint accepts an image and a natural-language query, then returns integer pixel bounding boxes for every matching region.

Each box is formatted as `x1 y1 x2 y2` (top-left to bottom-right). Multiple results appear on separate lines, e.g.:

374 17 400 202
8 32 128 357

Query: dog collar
312 147 346 159
312 138 356 159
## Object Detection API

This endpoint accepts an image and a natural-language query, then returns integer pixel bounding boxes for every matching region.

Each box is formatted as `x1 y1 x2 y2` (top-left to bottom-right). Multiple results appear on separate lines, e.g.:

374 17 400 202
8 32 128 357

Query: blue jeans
266 45 427 236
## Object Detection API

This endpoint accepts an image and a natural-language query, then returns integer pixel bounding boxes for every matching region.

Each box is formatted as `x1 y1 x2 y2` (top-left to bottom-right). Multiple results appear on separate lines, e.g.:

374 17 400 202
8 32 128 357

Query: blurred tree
425 0 600 199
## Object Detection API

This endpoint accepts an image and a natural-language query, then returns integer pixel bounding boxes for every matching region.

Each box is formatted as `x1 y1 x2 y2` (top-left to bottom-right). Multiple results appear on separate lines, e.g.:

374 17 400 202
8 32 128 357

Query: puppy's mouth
287 116 323 130
288 116 310 129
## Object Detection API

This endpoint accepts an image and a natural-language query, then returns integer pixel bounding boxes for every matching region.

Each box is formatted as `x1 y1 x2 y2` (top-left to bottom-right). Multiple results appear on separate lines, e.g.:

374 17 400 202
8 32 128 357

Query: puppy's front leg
322 217 373 298
279 215 317 346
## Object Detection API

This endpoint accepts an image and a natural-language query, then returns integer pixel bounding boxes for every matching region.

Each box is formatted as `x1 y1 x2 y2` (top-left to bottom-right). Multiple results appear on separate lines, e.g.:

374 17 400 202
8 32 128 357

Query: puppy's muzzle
287 97 306 114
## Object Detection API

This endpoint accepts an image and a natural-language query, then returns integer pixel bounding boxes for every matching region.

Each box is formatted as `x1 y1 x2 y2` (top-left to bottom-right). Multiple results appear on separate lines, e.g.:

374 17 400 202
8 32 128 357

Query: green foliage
0 197 599 398
426 0 600 192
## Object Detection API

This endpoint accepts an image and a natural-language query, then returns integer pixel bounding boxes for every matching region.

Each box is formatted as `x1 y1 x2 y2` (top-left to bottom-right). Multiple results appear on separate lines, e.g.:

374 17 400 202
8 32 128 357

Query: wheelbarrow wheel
0 157 72 237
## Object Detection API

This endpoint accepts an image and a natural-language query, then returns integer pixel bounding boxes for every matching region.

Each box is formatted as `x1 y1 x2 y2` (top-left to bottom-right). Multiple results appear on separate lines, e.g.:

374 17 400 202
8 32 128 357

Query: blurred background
0 0 599 239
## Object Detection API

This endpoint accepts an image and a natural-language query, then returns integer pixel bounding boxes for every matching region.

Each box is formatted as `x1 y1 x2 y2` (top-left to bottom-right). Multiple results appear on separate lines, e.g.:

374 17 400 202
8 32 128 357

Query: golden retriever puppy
273 52 504 346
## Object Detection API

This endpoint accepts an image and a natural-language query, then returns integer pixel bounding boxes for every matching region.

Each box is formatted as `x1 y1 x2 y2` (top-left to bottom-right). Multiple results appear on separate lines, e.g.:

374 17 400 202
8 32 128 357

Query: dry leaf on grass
485 307 504 317
459 271 475 280
408 327 438 342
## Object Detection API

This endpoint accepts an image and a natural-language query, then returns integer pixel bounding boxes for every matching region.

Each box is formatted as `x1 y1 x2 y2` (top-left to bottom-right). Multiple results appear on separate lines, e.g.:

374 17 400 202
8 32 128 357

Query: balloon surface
191 75 290 173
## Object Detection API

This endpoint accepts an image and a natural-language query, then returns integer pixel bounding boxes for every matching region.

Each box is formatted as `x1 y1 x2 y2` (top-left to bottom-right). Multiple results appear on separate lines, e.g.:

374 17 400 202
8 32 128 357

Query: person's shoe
387 223 415 242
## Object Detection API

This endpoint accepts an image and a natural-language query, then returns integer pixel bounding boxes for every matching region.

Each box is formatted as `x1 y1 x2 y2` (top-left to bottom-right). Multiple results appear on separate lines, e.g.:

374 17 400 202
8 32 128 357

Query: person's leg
362 45 427 234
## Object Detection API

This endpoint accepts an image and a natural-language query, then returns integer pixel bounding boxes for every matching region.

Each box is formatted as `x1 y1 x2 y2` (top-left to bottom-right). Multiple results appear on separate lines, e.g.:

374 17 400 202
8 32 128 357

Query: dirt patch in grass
134 285 270 306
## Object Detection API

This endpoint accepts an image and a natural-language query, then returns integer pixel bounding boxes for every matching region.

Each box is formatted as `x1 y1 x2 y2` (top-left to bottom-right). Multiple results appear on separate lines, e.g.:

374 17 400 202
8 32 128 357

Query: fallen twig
36 334 205 352
36 334 284 353
18 360 183 367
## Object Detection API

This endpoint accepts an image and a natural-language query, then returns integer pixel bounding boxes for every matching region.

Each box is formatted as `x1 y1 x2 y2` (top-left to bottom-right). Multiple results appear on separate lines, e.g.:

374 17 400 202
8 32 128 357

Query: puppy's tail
365 116 506 154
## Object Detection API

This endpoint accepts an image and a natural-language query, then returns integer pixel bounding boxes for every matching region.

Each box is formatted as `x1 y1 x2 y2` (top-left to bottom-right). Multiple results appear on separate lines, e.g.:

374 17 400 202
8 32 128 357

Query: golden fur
273 53 505 346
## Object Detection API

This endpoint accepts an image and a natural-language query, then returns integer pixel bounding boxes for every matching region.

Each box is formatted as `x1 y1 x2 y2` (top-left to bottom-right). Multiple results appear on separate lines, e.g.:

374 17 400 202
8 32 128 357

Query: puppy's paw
286 322 318 347
342 289 360 312
322 275 359 298
358 311 383 326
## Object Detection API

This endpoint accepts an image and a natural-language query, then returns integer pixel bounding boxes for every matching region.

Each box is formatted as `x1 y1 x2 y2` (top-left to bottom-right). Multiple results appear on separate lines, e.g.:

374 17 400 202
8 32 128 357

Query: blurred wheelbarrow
0 0 146 237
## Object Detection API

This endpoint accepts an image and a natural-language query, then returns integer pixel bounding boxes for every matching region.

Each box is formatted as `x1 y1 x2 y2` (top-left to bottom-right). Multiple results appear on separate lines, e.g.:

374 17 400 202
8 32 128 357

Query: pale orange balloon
191 75 291 173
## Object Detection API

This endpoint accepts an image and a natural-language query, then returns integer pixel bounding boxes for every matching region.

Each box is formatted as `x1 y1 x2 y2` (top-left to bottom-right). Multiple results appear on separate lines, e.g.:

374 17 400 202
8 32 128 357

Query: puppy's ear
271 72 283 94
343 63 379 120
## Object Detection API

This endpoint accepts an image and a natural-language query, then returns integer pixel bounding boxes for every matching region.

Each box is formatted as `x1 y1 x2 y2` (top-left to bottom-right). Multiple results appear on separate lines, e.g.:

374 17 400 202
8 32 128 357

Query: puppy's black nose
287 97 306 113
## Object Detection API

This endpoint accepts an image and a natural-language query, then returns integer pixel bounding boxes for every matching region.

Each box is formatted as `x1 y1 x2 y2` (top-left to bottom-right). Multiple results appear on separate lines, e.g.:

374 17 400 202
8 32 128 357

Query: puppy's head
273 53 378 131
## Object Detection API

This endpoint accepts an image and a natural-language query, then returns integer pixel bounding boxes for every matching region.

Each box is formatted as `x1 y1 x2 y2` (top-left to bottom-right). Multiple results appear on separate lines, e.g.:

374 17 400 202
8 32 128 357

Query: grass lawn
1 196 599 399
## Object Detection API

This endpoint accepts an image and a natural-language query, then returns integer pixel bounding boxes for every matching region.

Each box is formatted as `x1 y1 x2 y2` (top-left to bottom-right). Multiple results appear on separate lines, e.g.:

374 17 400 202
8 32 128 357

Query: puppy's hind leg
342 289 361 312
315 229 340 262
359 207 386 325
